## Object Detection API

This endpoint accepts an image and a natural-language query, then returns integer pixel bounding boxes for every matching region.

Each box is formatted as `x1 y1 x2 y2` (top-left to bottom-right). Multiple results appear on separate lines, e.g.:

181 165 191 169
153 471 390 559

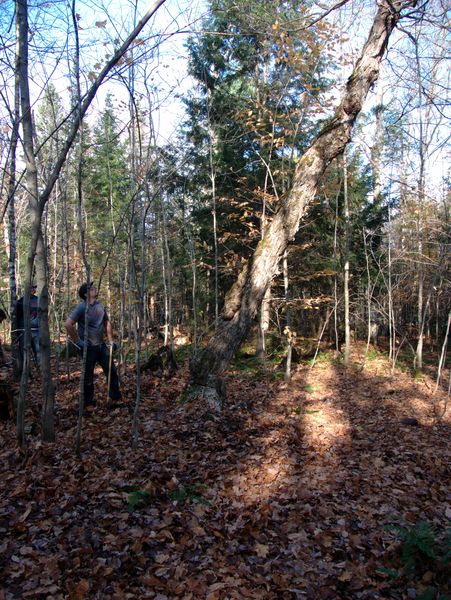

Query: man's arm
65 318 79 344
105 319 114 344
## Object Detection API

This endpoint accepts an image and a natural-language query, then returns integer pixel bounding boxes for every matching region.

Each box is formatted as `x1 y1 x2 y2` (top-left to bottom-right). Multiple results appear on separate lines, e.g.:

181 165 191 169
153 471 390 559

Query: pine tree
84 93 131 274
183 0 335 323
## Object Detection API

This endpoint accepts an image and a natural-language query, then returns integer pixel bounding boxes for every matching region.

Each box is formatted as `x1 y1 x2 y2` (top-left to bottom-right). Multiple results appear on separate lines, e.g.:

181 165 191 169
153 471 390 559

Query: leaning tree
186 0 421 409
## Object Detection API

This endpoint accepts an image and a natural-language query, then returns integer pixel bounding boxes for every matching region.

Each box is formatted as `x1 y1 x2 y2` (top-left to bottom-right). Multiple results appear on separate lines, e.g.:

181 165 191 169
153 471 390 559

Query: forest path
0 346 449 599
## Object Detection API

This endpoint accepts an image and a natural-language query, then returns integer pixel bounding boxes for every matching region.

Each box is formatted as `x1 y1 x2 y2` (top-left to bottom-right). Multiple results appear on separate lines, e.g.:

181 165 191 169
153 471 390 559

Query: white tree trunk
343 151 351 366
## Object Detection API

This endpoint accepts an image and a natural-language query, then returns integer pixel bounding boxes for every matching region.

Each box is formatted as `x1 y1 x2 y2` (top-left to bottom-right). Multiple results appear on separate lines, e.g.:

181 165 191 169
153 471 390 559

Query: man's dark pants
83 344 121 407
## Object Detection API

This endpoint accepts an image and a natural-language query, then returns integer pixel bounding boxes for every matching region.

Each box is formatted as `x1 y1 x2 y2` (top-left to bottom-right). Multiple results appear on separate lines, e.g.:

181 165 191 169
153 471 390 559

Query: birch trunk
187 0 419 407
333 177 340 353
343 151 351 366
283 251 293 382
387 200 396 370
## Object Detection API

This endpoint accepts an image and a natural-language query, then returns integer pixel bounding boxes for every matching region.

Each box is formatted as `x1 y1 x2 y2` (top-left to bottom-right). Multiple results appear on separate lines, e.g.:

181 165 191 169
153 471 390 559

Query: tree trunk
434 311 450 395
343 150 351 366
283 251 293 382
72 0 93 456
16 0 55 445
414 32 426 371
206 90 220 329
333 174 340 353
8 31 20 380
363 230 373 358
187 0 418 407
159 195 173 348
36 232 55 442
387 201 396 371
256 286 271 358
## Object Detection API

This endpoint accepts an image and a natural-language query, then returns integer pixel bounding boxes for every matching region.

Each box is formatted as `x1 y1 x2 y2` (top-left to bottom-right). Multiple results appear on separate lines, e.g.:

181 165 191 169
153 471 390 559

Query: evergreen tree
183 0 336 320
84 94 131 272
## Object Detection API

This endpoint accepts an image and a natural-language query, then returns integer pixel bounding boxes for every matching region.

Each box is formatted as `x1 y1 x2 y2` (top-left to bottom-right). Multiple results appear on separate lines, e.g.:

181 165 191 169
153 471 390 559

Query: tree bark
187 0 419 407
16 0 55 446
282 250 293 382
8 29 20 380
343 150 351 366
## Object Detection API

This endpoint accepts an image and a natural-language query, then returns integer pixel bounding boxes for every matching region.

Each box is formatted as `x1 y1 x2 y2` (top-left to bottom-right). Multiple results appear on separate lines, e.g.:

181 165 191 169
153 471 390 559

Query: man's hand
107 340 118 352
76 339 86 353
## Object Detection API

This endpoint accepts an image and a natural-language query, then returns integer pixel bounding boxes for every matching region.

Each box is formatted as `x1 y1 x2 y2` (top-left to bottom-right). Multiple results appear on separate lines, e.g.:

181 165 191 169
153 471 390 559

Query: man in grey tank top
66 282 122 415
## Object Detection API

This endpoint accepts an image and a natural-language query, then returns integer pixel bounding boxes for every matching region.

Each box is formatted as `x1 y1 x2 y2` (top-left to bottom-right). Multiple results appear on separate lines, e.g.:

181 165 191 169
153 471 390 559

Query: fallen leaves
0 352 449 598
254 542 270 558
74 579 90 599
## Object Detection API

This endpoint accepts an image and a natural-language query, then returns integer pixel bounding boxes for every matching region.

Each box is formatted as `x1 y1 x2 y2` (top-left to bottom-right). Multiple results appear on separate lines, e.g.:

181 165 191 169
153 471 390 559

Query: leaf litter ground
0 345 449 599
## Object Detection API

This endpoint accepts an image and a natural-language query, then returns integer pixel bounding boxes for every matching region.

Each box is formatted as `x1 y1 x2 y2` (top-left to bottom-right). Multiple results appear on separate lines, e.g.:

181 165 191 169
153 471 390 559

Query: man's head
78 281 96 300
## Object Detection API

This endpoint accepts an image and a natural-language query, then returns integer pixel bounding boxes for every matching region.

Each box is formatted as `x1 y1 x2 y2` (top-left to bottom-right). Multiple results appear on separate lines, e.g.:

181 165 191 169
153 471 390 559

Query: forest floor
0 343 449 600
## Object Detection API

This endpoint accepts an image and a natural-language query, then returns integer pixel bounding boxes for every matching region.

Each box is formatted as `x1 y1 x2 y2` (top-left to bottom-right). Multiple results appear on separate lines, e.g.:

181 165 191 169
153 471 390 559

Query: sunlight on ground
222 347 449 509
225 363 353 505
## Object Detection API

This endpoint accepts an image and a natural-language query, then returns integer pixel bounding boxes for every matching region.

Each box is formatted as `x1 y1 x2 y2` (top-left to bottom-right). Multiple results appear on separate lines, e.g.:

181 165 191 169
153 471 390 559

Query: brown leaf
255 543 269 558
140 574 166 589
207 582 225 593
154 553 170 564
18 505 32 522
74 579 89 599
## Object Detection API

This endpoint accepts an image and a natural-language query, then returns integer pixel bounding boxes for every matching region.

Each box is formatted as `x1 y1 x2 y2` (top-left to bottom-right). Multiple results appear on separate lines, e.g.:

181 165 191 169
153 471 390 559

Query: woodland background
0 0 449 598
0 0 449 387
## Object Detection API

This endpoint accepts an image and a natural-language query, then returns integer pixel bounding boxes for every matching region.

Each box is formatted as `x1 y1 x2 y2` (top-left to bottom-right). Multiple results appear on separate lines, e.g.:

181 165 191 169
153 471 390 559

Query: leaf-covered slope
0 350 449 599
